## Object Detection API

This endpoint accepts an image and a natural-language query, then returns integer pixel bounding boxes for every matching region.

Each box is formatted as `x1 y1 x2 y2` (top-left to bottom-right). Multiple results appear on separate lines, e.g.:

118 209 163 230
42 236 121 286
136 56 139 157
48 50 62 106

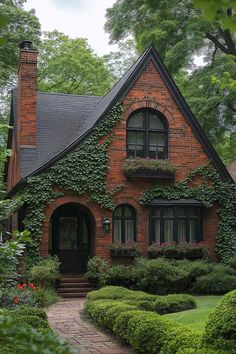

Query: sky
24 0 118 55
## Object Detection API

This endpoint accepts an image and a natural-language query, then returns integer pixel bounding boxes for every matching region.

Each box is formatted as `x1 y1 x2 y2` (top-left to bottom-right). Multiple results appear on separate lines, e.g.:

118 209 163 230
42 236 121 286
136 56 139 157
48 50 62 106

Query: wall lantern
103 218 111 233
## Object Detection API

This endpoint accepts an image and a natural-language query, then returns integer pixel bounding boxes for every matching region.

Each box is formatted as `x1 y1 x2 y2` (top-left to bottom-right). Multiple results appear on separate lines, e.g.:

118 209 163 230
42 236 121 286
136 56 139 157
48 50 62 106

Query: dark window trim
126 108 168 159
113 204 136 243
149 205 203 244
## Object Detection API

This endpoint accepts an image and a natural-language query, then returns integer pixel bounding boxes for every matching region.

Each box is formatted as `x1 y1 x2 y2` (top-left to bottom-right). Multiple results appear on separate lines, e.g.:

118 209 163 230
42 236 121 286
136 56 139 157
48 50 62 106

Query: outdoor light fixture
103 218 111 233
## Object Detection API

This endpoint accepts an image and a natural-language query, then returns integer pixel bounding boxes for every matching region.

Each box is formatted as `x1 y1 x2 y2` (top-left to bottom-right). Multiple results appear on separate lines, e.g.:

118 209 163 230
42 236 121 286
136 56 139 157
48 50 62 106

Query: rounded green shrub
126 311 168 353
204 289 236 351
113 310 145 341
192 271 236 294
85 299 134 328
86 286 131 301
0 315 73 354
86 256 110 286
103 303 136 329
177 347 230 354
9 305 48 320
160 326 202 354
154 294 196 314
11 314 50 330
226 256 236 272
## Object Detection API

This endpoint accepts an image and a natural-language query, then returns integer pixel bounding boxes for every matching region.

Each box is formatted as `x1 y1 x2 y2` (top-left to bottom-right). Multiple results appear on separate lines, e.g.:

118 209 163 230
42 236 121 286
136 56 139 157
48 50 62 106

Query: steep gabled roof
7 45 233 194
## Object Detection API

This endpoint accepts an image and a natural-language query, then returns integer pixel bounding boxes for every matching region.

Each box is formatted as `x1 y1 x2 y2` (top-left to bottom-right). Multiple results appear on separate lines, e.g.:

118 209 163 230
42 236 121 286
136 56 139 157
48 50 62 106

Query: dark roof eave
7 178 27 198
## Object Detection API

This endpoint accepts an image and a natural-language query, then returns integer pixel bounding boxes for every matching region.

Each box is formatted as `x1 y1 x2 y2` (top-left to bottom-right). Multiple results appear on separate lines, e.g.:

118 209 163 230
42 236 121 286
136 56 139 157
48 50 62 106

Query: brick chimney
17 40 38 147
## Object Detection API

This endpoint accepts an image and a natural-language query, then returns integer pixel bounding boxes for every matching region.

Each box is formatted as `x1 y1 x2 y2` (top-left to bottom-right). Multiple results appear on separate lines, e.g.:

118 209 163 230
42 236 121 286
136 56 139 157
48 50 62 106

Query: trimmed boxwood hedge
204 289 236 352
86 286 196 315
85 298 201 354
85 287 236 354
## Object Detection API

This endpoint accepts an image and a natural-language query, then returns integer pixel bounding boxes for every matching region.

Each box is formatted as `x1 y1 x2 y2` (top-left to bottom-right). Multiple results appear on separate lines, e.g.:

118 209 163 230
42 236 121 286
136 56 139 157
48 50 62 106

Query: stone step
60 292 89 298
59 282 91 288
58 287 94 293
60 278 89 283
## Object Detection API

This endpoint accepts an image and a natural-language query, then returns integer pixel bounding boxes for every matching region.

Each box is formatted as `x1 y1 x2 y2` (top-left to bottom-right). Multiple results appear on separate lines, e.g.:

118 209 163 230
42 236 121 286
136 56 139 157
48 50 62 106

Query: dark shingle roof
12 90 102 177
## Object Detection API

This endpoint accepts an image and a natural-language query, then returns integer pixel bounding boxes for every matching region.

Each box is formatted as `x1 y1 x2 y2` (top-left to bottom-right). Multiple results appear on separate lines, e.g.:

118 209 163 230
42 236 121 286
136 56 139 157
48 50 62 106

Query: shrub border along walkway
46 299 135 354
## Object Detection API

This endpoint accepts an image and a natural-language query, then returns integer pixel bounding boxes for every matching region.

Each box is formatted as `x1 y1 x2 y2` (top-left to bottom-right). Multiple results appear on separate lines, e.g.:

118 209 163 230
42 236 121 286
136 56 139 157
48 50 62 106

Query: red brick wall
7 46 38 192
7 135 21 191
40 59 218 258
17 48 37 146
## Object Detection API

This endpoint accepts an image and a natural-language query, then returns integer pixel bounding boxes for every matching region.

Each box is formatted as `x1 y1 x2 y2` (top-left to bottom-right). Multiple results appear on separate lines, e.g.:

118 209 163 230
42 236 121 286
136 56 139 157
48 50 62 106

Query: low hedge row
85 299 201 354
87 286 196 314
85 287 236 354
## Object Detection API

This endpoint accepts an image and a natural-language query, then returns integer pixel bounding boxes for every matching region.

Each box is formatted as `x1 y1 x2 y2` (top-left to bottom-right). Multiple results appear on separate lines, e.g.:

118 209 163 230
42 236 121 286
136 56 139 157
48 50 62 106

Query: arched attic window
127 109 168 159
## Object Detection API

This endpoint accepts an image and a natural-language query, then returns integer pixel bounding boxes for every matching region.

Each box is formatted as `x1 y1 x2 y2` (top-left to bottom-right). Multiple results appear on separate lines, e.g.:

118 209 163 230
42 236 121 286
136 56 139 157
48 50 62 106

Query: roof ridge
36 91 102 98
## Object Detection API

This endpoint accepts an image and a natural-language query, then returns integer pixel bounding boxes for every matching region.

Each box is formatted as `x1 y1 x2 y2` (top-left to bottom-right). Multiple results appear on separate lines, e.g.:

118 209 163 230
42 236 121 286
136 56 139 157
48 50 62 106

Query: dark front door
50 204 90 273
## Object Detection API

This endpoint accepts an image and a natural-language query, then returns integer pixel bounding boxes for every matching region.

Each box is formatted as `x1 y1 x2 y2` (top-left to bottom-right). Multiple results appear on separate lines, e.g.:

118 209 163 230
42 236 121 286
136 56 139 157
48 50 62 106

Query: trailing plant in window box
107 242 141 257
122 158 175 177
147 242 209 260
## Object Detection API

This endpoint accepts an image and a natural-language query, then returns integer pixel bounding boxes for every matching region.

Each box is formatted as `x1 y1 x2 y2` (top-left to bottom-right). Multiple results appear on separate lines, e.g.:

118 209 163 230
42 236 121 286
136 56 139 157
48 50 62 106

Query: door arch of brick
40 195 100 257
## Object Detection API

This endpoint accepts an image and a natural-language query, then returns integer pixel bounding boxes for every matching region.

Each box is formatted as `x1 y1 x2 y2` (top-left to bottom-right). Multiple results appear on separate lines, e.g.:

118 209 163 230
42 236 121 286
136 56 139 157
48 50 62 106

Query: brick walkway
46 299 136 354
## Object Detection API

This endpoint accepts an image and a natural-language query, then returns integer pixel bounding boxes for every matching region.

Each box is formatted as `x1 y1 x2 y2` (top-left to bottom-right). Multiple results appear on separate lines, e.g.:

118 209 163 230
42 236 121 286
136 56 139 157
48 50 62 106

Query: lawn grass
163 296 222 331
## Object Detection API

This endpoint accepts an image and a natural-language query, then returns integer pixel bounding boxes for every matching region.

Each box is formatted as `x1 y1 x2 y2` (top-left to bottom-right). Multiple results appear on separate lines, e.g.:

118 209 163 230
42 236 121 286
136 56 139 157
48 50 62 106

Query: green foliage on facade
140 164 236 261
21 104 123 261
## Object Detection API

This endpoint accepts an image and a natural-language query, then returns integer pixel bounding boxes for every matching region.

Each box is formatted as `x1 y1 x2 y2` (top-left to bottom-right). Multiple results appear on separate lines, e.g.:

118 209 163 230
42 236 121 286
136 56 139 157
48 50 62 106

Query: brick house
6 41 233 274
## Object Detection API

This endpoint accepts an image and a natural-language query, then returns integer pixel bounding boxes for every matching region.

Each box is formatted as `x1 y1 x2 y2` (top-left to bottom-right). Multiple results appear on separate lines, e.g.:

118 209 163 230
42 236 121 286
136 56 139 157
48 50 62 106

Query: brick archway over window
40 195 101 257
123 100 174 124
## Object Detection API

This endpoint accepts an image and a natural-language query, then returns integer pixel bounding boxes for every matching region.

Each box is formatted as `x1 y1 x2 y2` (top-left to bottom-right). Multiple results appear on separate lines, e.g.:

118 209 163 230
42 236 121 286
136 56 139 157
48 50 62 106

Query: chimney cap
19 40 36 50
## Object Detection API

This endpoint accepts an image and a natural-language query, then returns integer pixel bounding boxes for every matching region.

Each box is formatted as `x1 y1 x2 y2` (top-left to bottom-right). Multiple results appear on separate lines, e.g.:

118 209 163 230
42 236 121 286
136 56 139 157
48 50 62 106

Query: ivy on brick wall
21 104 123 261
140 164 236 261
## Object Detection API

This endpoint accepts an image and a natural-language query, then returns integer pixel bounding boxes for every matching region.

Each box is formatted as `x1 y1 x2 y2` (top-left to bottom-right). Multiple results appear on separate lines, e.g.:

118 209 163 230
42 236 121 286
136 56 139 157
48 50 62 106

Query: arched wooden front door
49 203 91 273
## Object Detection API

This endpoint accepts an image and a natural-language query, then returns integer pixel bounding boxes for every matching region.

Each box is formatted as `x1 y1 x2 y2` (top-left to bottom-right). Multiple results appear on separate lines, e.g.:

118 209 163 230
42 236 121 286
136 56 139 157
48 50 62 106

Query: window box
122 158 175 179
107 242 141 258
147 242 209 260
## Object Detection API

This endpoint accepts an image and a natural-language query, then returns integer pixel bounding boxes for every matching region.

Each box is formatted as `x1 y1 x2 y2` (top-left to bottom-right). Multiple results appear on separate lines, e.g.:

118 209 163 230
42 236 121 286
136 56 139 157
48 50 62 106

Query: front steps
57 274 95 298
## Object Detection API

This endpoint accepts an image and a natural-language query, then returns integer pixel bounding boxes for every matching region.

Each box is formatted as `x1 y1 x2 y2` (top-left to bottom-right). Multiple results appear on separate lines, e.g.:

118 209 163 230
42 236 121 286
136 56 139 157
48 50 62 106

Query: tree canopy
105 0 236 162
37 31 114 96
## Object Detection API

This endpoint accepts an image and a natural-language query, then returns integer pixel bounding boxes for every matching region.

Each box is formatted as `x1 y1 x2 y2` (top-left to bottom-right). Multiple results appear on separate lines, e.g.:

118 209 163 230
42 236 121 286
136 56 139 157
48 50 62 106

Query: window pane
114 206 122 217
127 131 135 144
128 112 144 128
163 208 174 217
152 208 161 217
149 132 165 145
59 217 77 250
189 219 197 243
127 131 144 158
124 206 133 217
113 219 122 242
189 207 199 217
149 113 164 129
136 132 144 144
153 220 161 243
178 207 186 217
163 220 173 242
178 219 186 243
125 219 134 241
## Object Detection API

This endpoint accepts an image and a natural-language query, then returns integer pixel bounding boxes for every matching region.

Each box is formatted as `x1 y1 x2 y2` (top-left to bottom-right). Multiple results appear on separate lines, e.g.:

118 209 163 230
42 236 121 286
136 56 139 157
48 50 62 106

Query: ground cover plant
85 287 236 354
86 256 236 295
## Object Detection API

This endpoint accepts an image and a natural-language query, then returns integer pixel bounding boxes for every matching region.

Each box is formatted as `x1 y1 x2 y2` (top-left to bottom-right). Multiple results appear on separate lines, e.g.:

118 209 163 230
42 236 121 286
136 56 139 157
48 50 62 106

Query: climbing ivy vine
21 104 123 261
140 164 236 261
